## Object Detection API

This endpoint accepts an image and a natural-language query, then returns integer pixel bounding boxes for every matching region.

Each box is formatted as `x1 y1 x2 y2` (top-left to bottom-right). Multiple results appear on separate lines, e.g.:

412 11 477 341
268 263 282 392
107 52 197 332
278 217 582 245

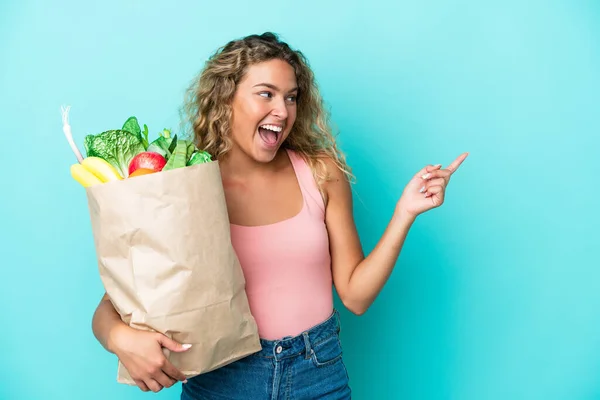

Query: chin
252 146 280 163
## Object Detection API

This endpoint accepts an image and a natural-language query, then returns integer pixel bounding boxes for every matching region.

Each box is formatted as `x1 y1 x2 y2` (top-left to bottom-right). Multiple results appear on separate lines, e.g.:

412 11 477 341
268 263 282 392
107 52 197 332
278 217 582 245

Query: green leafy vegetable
122 117 141 137
188 150 212 165
121 116 149 149
186 140 195 160
162 141 189 171
84 129 145 177
142 124 149 149
167 134 178 155
147 137 171 158
147 129 175 158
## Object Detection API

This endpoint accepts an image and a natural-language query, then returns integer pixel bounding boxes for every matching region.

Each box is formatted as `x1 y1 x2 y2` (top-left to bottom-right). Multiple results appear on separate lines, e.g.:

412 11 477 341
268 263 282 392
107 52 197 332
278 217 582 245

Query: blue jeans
181 310 351 399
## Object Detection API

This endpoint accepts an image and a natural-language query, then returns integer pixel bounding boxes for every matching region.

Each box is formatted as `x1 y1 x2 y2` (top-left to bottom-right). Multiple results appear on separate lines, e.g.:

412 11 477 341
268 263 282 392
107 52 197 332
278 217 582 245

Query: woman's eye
258 92 296 103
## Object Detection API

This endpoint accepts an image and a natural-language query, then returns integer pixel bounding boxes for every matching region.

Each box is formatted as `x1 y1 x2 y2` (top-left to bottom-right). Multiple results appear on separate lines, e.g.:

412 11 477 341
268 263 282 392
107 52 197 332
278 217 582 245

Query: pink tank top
229 148 333 340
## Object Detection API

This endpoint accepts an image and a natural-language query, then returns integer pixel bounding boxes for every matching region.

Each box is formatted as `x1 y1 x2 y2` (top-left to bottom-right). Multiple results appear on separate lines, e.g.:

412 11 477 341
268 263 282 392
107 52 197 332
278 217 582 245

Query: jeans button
276 345 282 354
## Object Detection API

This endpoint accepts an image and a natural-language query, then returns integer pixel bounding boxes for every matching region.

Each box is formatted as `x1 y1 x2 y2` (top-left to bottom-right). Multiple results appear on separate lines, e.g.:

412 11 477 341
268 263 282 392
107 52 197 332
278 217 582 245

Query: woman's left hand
397 152 469 219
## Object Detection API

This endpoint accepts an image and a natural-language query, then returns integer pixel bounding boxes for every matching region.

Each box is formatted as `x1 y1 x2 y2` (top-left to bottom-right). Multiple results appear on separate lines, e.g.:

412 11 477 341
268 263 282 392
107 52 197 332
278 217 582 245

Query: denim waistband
255 309 341 360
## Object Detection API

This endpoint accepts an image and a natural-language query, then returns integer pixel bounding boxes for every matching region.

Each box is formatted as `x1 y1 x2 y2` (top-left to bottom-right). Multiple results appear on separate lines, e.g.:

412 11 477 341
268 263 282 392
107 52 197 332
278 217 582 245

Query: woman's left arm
325 153 468 315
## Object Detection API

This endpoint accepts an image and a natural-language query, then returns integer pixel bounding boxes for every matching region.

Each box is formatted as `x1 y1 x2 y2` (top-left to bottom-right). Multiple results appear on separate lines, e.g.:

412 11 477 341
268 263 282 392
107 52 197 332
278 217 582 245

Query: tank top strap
286 148 325 215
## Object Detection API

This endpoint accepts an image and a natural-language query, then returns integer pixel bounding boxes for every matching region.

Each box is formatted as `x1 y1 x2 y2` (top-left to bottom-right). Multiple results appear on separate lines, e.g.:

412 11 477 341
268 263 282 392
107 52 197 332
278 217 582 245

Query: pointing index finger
446 152 469 173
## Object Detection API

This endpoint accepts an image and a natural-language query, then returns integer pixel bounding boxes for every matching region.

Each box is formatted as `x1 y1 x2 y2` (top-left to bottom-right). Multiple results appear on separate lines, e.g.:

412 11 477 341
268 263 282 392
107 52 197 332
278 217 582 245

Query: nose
271 97 288 120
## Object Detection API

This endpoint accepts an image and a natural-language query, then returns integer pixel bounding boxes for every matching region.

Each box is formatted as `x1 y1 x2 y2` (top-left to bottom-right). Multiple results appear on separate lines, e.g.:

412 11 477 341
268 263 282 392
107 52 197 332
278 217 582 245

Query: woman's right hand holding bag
109 324 191 393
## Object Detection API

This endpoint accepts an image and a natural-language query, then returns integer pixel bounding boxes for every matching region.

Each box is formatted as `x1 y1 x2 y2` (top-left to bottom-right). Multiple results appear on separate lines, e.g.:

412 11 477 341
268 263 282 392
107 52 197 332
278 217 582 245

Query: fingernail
183 379 188 384
419 186 425 193
435 164 442 168
182 344 192 349
421 173 430 179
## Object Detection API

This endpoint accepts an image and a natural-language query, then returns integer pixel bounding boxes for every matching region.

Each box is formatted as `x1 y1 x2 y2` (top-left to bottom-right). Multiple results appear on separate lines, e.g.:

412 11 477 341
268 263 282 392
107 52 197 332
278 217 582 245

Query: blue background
1 1 599 399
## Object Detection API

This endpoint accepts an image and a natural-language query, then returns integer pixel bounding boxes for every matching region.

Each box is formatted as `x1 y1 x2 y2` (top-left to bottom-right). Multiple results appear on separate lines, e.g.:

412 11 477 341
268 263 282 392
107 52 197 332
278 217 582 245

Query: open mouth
258 124 283 146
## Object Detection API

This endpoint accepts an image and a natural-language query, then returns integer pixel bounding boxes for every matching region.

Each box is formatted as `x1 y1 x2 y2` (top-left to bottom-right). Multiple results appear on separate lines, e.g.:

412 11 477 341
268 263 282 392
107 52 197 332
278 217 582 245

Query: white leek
61 105 84 163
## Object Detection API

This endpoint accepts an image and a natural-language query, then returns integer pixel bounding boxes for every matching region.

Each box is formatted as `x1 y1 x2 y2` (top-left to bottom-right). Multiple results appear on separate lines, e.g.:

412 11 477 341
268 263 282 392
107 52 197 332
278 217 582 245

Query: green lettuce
83 129 145 177
122 116 148 149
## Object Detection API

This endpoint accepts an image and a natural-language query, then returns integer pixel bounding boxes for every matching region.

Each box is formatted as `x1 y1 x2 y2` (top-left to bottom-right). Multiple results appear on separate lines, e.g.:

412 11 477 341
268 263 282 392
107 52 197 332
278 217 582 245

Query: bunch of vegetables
62 107 212 187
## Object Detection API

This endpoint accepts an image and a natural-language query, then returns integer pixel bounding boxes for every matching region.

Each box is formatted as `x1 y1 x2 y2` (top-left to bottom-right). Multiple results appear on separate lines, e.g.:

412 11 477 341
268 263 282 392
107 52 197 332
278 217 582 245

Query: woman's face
229 58 298 163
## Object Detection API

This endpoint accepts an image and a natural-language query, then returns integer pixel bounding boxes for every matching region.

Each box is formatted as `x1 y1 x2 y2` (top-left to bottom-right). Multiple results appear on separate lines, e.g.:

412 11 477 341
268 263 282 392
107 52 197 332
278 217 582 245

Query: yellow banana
71 164 102 187
81 156 123 182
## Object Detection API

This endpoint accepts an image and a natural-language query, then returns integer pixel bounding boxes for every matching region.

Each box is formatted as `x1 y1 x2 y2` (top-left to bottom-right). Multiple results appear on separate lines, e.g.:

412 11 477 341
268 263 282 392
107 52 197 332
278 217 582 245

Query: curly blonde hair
182 32 352 188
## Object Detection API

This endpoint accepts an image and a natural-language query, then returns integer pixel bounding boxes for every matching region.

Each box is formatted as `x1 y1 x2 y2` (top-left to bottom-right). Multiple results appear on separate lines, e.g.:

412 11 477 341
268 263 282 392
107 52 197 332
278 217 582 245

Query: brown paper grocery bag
85 161 262 385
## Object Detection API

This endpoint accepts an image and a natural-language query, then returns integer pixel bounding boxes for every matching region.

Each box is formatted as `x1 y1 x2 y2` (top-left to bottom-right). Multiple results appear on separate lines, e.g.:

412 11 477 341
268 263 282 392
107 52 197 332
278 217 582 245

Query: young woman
91 32 468 399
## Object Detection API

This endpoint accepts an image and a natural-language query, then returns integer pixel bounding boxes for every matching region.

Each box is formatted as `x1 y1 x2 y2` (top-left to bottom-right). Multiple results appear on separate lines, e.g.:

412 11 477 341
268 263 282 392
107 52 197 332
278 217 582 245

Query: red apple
128 152 167 175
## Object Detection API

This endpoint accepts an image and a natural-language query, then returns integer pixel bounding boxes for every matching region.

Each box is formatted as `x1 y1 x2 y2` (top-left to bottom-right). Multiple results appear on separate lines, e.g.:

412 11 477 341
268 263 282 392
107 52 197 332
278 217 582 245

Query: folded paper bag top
85 161 262 384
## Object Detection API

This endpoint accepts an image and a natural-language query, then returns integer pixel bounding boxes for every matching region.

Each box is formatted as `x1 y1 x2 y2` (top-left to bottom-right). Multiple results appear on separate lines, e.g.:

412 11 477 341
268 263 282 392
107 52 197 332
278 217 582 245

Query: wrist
106 323 129 355
393 204 417 227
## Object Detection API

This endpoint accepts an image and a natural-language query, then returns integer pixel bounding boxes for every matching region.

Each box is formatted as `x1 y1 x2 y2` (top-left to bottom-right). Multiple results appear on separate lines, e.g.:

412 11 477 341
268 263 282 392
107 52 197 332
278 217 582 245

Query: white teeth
260 124 283 132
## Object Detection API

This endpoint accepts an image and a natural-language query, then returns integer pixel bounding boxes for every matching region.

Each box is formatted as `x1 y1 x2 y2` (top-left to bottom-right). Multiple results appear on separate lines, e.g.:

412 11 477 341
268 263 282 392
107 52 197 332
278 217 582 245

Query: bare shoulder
313 152 351 208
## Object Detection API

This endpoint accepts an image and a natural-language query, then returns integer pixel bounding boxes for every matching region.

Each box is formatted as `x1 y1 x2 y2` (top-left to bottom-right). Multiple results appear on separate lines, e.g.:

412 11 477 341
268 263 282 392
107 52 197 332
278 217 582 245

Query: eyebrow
253 83 298 93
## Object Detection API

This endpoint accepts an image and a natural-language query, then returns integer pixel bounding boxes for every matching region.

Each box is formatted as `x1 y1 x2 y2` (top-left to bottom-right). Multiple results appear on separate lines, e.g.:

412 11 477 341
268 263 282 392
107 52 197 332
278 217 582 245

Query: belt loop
302 332 312 359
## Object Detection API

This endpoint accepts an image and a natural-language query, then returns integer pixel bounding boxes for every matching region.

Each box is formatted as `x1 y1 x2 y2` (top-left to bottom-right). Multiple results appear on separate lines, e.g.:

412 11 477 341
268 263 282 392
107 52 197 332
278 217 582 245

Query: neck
219 146 286 179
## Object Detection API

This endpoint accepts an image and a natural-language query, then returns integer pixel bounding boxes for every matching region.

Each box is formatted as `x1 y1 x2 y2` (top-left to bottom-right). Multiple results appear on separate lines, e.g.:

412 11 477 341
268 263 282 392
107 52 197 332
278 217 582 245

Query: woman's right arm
91 293 191 393
92 293 126 353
